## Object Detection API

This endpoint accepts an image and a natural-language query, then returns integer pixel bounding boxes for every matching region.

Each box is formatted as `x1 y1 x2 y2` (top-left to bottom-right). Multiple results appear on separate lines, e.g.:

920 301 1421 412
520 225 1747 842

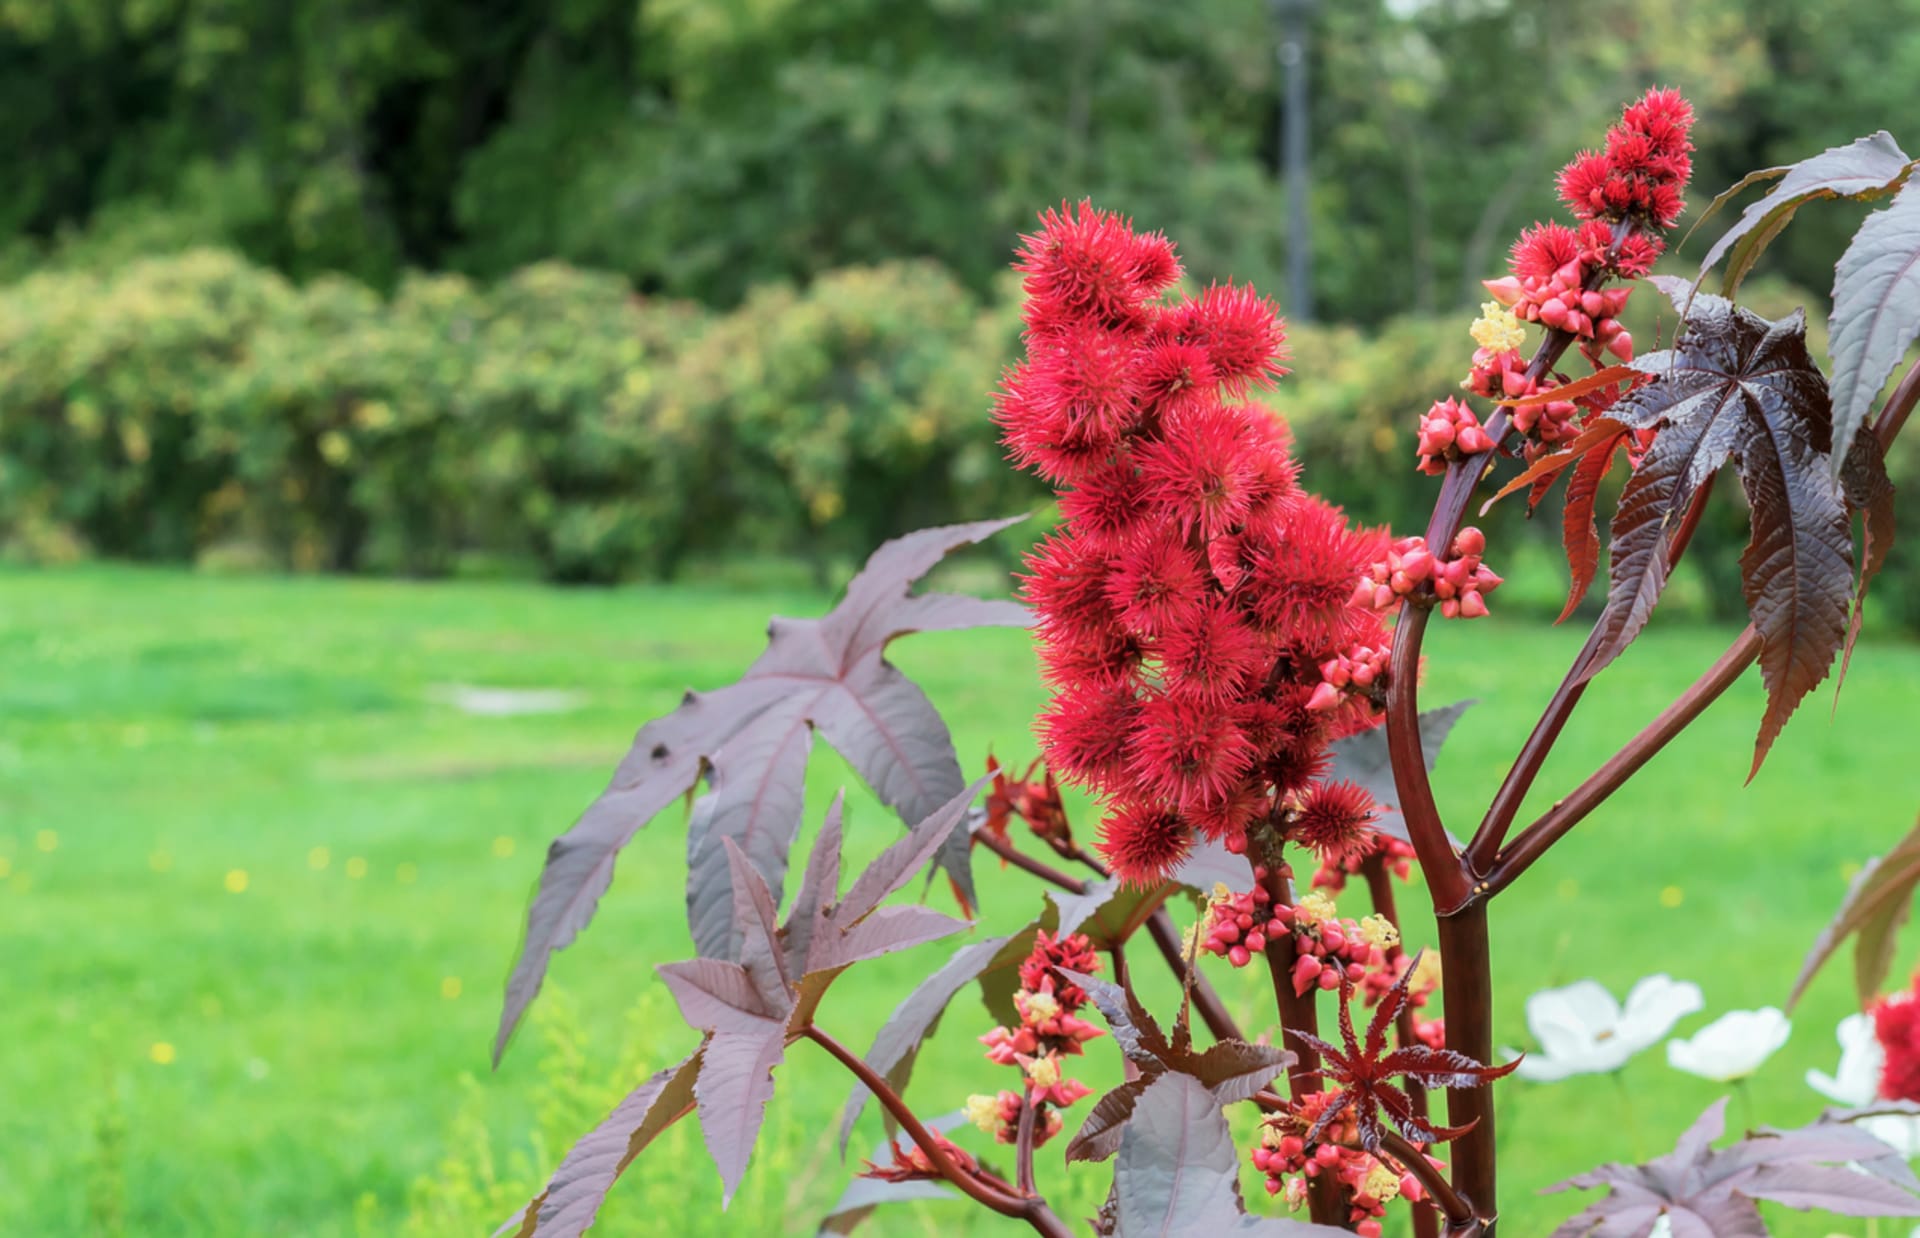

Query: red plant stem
1257 861 1343 1227
1485 350 1920 896
805 1026 1073 1236
1463 471 1720 873
1379 1129 1477 1234
975 829 1244 1042
1015 1097 1039 1196
975 831 1089 892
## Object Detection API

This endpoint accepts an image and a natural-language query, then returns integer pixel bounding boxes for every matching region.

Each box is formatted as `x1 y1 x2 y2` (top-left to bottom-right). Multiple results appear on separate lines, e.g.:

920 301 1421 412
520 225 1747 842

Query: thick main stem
806 1027 1073 1237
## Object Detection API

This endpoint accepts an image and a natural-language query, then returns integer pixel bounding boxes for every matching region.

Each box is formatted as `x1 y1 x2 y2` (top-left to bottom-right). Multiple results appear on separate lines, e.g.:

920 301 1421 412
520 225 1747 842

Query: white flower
1666 1007 1791 1082
1512 975 1704 1082
1808 1013 1920 1159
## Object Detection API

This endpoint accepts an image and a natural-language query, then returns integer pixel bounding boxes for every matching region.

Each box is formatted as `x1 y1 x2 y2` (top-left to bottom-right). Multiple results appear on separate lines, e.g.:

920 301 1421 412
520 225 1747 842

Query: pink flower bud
1481 276 1523 306
1306 681 1344 713
1316 968 1340 991
1245 930 1265 951
1582 290 1607 318
1459 590 1490 619
1292 955 1322 995
1458 426 1495 454
1538 297 1570 329
1401 549 1433 581
1502 369 1532 398
1608 329 1634 362
1228 944 1251 967
1452 526 1487 557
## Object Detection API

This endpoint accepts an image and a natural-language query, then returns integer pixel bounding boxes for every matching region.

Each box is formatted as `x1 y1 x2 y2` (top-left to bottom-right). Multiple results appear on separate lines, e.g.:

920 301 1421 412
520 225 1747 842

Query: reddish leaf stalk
1378 1128 1478 1236
975 826 1244 1042
805 1026 1073 1237
1486 351 1920 895
1464 471 1720 873
1015 1097 1039 1196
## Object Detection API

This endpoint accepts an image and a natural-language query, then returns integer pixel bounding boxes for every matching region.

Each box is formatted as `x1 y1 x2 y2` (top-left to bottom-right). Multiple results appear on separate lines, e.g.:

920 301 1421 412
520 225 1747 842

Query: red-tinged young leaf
1496 365 1640 408
1829 179 1920 474
816 1114 965 1235
497 517 1028 1064
658 956 781 1032
1293 957 1515 1152
1480 417 1628 514
781 792 846 978
1559 428 1629 622
1110 1073 1350 1236
1693 131 1915 297
837 924 1042 1154
1789 813 1920 1011
1579 290 1857 777
506 1047 704 1238
818 904 972 972
1836 430 1898 697
724 840 793 1012
1323 702 1474 851
1548 1098 1920 1237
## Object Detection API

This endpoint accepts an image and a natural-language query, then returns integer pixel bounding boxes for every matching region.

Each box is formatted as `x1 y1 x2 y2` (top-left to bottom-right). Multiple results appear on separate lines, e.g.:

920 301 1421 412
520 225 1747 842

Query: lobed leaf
1789 813 1920 1010
1693 131 1915 297
1829 178 1920 475
506 1047 704 1238
1558 427 1629 623
495 517 1027 1063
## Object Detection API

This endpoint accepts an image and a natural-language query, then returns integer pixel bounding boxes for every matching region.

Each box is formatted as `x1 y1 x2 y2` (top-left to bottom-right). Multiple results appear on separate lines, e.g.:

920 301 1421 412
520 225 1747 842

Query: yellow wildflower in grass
345 857 368 880
1470 301 1528 354
1660 885 1685 909
491 836 516 858
224 869 249 894
440 976 464 1000
307 846 331 870
35 830 57 853
149 1042 176 1066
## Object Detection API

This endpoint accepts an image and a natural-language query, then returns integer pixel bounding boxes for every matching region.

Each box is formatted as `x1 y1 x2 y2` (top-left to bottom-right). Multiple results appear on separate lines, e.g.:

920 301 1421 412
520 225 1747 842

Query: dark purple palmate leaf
1576 284 1892 776
1055 967 1294 1164
1790 812 1920 1011
495 516 1028 1063
1322 701 1475 851
1548 1098 1920 1237
1829 178 1920 477
509 787 977 1232
1110 1072 1349 1236
1690 130 1914 299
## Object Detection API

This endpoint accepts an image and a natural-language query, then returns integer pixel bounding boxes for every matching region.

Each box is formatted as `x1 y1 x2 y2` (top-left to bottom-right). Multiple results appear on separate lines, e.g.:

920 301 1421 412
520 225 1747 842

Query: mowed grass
3 562 1919 1236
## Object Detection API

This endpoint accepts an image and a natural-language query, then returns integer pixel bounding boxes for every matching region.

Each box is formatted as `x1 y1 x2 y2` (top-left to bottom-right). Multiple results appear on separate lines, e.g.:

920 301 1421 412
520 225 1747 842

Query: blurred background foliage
2 0 1918 619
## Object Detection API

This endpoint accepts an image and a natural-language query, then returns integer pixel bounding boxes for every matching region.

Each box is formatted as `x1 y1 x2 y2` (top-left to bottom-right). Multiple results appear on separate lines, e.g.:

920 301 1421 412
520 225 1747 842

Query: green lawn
3 563 1917 1236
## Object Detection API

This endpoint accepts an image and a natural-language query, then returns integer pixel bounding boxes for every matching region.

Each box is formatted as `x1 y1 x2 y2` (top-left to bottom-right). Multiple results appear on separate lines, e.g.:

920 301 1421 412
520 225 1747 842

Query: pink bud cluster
1311 834 1415 895
1271 897 1395 995
1462 346 1583 449
1354 528 1502 620
1414 398 1496 475
974 931 1104 1146
1254 1091 1432 1237
1198 874 1282 968
1484 245 1635 364
1307 643 1389 714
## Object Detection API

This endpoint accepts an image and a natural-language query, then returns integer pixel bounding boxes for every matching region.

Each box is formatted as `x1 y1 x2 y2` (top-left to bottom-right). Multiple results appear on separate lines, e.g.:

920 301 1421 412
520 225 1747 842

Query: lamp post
1271 0 1319 322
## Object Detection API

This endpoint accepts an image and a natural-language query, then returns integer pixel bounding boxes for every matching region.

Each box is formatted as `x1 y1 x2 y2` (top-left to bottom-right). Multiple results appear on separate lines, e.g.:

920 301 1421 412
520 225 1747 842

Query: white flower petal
1616 975 1705 1053
1666 1007 1791 1082
1526 979 1623 1051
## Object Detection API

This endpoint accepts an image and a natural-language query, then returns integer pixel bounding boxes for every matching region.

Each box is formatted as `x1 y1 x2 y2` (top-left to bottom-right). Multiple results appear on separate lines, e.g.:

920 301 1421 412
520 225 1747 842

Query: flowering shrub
479 90 1920 1238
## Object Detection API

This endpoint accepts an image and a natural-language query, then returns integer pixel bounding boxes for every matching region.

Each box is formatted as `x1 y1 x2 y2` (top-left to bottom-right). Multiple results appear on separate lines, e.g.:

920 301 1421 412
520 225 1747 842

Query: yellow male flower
1470 301 1528 354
